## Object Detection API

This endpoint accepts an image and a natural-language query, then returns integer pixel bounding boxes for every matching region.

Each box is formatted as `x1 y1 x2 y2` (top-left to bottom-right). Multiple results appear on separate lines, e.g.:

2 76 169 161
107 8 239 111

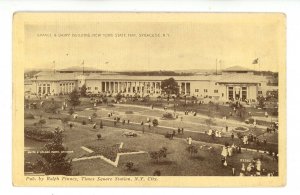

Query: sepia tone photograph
13 12 286 187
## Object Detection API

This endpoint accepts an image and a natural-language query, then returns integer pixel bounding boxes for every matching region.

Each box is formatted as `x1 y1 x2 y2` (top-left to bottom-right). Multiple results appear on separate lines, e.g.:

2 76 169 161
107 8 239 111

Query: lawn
24 116 278 176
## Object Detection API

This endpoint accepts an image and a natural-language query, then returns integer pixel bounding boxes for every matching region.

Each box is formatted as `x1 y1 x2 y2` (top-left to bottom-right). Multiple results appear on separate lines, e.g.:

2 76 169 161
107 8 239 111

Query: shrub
43 102 60 113
235 127 247 131
150 147 167 163
205 118 216 126
152 119 159 127
82 120 87 125
162 112 173 119
25 113 35 119
125 161 134 170
38 119 46 128
25 127 54 141
92 112 98 118
125 111 133 114
186 145 198 157
68 108 74 115
153 170 161 176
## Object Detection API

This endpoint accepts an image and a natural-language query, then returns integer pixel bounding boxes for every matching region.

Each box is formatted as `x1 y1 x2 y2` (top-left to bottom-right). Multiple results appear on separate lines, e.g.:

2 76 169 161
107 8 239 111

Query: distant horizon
24 65 278 73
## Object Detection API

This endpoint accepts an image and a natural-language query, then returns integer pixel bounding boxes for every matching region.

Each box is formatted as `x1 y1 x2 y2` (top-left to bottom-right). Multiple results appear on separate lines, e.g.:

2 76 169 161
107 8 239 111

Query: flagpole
216 58 218 75
82 60 85 75
53 60 56 74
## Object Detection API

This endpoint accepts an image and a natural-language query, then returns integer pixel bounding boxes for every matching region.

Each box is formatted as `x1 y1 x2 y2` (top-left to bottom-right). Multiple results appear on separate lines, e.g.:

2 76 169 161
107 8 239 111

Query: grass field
24 116 278 176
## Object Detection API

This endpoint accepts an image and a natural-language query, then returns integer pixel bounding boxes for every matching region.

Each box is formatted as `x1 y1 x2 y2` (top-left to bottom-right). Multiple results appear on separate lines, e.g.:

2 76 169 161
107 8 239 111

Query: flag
252 58 259 64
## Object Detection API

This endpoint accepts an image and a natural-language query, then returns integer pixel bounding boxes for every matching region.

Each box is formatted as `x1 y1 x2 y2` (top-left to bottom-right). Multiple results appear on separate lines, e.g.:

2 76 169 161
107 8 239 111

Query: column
184 82 187 95
226 86 228 101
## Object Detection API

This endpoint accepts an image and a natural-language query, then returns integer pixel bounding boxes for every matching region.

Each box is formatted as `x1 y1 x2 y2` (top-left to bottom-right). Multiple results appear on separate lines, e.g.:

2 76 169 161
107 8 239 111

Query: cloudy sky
21 13 284 72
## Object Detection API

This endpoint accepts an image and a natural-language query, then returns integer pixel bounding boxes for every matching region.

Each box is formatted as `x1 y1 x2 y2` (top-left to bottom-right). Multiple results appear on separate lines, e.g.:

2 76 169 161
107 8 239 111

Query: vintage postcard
13 12 286 187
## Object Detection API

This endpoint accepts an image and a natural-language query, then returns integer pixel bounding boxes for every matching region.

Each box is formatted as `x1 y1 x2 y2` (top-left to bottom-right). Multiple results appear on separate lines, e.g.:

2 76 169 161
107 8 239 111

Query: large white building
25 66 277 102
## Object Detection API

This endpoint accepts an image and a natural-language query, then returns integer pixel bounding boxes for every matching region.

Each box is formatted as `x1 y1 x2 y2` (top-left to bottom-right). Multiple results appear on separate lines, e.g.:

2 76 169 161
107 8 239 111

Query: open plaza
24 66 279 176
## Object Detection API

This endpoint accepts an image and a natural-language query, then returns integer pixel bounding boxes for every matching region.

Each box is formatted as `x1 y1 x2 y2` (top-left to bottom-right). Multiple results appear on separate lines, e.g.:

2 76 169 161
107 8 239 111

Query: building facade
26 66 277 102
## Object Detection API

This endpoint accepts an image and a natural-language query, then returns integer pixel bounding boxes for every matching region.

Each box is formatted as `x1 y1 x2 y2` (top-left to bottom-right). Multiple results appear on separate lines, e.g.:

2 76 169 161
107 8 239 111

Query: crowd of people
239 159 278 176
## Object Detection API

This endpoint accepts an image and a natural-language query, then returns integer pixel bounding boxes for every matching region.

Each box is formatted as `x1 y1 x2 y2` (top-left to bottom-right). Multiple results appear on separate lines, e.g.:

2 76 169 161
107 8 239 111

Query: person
88 116 92 122
187 136 192 145
122 119 125 125
265 111 268 118
141 121 144 133
69 123 73 129
93 123 97 129
221 146 228 158
256 159 262 172
211 131 215 139
173 130 176 137
226 125 228 132
221 157 226 166
241 163 246 172
231 132 234 140
208 129 212 136
177 127 180 134
148 123 151 129
73 113 78 119
228 146 233 157
181 128 184 134
127 119 130 124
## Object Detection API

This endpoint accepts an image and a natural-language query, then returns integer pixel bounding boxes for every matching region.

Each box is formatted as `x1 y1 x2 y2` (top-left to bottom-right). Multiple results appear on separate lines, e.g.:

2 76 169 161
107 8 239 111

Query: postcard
13 12 286 187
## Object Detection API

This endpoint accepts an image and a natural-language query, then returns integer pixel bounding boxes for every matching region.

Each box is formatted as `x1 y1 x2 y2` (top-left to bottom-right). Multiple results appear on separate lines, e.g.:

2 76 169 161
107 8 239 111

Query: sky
20 13 285 72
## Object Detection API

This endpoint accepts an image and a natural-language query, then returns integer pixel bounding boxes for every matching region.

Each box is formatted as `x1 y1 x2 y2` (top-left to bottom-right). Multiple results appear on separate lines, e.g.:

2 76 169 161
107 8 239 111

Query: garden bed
233 126 249 132
82 144 137 161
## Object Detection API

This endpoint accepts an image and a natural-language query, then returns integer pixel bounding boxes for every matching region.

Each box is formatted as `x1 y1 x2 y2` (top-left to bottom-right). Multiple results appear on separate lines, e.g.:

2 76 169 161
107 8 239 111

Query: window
88 87 91 90
195 89 199 92
258 91 262 95
204 89 208 93
47 84 50 94
95 87 98 90
242 87 247 100
228 87 233 100
214 90 218 93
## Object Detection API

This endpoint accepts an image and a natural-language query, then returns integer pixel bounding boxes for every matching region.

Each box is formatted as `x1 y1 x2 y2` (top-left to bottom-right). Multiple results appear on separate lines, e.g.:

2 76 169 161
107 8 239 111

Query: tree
161 78 179 102
115 93 122 102
39 128 72 175
80 84 87 97
69 89 81 109
152 119 159 127
38 119 46 130
257 96 265 109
